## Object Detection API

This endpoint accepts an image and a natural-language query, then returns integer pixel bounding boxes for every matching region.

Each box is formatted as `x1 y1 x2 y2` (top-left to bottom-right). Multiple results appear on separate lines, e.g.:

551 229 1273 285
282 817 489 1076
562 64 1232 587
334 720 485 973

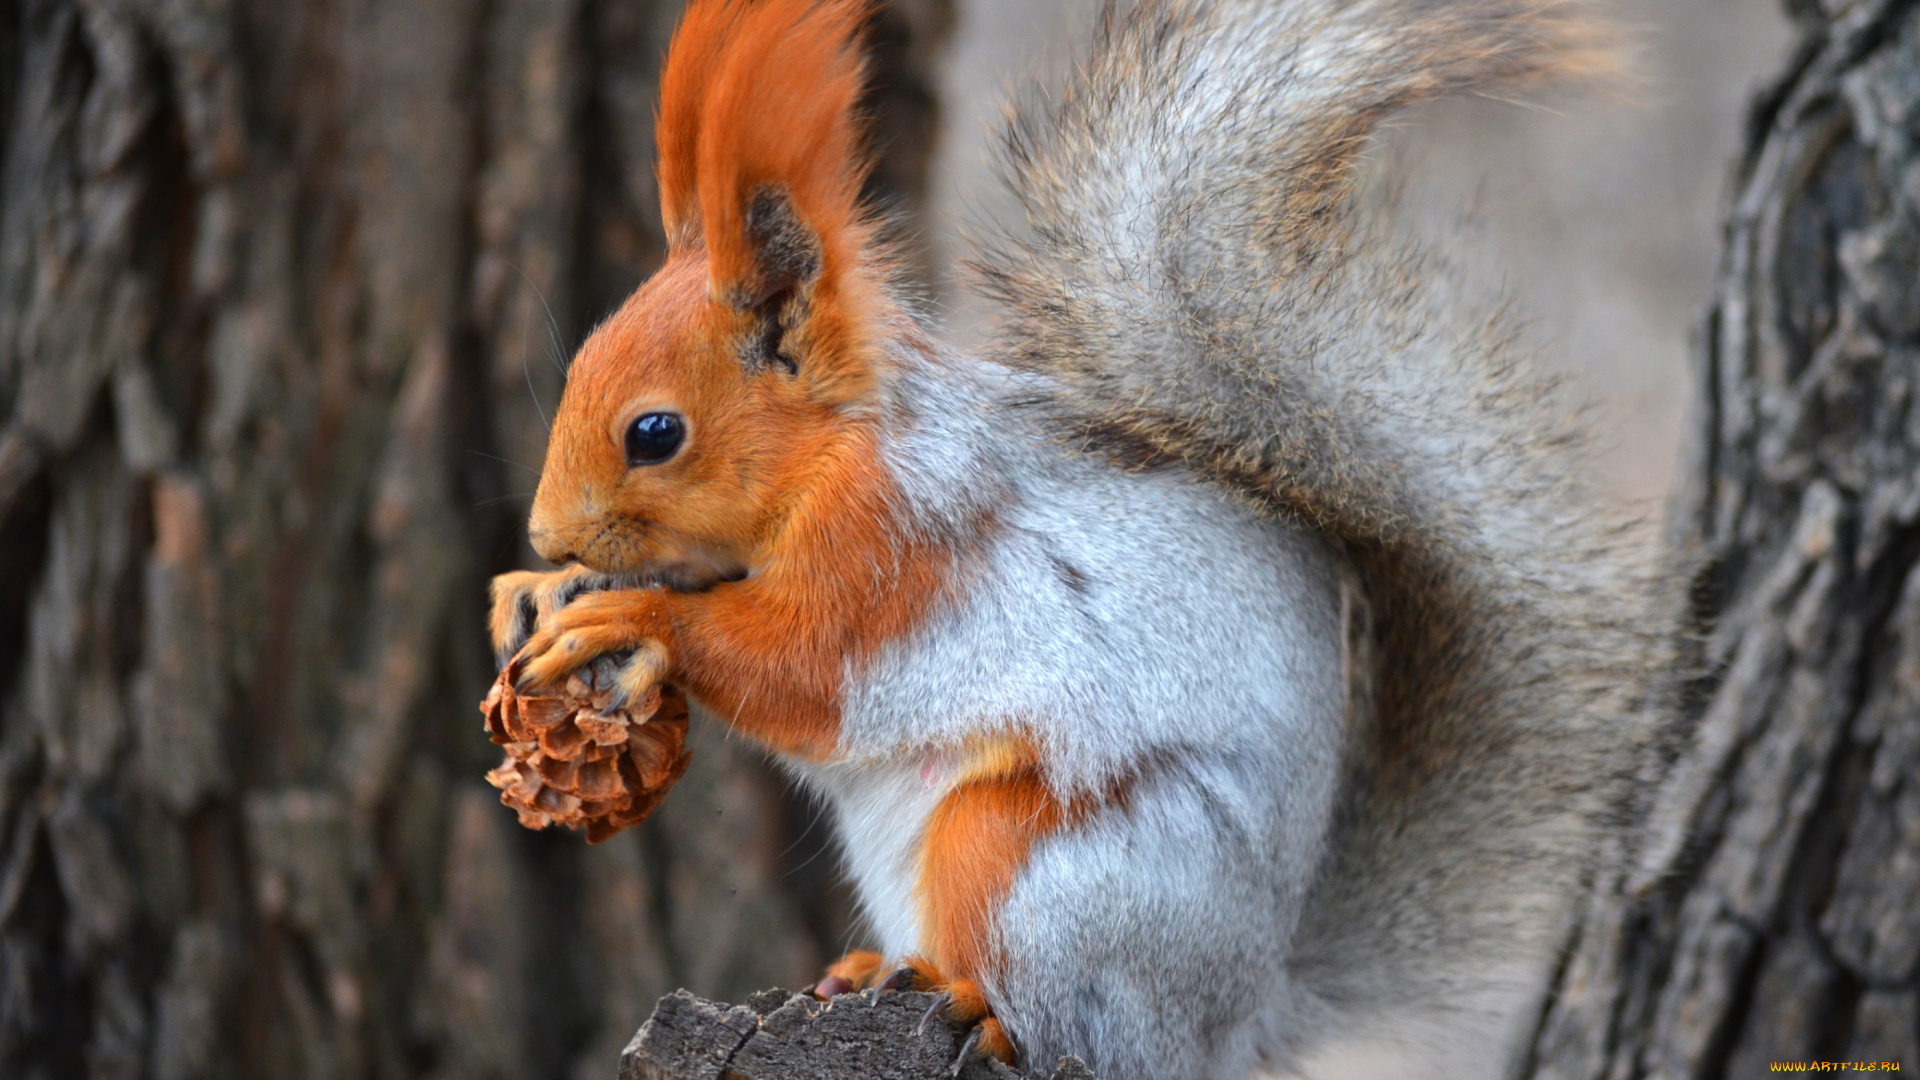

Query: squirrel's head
529 0 889 580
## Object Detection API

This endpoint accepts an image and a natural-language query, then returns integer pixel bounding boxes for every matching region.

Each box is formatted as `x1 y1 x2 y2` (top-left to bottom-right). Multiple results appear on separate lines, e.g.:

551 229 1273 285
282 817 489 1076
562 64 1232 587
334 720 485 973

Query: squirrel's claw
964 1017 1013 1070
915 993 951 1036
878 966 920 993
948 1027 983 1078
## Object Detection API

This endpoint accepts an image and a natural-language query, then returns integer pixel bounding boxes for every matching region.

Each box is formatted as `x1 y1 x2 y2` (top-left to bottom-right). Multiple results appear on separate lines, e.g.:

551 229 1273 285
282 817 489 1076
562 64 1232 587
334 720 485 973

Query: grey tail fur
976 0 1662 1032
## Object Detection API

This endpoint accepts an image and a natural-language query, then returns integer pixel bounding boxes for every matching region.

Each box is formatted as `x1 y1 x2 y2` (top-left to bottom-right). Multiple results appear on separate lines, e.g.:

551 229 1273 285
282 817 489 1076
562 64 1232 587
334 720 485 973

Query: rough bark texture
1521 1 1920 1076
616 989 1100 1080
0 2 951 1078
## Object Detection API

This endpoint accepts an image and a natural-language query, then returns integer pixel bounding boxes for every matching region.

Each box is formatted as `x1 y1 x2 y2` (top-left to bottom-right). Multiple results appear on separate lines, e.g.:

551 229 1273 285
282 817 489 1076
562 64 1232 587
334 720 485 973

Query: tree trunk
1521 1 1920 1075
0 2 951 1078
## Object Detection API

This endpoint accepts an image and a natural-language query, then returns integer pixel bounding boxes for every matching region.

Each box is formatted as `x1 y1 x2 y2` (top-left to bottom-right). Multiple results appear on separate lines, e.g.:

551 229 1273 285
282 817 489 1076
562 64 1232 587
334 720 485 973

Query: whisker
517 300 552 433
474 492 537 510
467 448 543 477
780 832 835 881
506 259 572 378
777 792 831 867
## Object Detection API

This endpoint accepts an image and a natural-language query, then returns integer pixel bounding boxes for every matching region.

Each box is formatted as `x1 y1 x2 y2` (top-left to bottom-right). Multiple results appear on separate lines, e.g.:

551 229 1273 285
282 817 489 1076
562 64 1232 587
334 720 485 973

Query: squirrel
489 0 1662 1077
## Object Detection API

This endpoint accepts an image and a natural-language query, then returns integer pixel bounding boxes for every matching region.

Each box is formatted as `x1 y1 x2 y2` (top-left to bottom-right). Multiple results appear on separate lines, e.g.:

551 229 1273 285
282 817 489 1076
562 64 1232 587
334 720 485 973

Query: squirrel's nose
527 526 576 566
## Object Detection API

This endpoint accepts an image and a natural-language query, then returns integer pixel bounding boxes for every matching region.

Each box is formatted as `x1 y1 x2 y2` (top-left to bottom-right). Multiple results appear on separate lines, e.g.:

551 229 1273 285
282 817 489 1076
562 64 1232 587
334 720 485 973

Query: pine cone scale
480 653 691 843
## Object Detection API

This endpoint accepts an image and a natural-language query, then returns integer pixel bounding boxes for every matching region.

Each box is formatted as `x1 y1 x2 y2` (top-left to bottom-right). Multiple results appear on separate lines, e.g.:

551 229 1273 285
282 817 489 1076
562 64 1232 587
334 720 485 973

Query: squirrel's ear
656 0 740 247
657 0 877 394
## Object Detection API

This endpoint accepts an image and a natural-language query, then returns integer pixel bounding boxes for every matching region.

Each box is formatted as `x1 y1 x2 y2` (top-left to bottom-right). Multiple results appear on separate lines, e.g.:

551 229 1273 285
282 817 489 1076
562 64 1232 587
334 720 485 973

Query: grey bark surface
1521 1 1920 1076
0 2 951 1078
616 989 1101 1080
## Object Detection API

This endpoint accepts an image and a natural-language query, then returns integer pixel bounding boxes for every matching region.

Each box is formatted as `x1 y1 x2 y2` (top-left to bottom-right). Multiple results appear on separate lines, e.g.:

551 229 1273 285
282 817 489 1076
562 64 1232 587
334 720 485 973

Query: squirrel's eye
624 412 686 466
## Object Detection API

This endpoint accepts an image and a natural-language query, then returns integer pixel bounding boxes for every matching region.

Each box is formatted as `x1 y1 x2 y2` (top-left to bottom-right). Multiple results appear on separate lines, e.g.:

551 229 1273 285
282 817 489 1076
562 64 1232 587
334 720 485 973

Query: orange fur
655 0 743 244
488 564 597 653
659 0 873 254
531 253 827 577
974 1017 1014 1062
693 0 871 284
822 949 887 987
662 421 952 755
911 737 1137 983
526 254 953 759
888 956 991 1019
914 752 1066 981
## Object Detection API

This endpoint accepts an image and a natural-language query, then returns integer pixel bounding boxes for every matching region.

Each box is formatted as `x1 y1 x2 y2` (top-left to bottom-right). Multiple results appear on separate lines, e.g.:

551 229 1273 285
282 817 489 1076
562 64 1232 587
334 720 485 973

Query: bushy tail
981 0 1621 541
978 0 1660 1041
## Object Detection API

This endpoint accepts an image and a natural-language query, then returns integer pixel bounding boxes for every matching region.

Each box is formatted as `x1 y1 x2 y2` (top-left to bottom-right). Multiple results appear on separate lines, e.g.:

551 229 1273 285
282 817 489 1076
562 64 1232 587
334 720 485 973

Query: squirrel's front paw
815 954 1014 1069
489 564 603 664
513 590 672 711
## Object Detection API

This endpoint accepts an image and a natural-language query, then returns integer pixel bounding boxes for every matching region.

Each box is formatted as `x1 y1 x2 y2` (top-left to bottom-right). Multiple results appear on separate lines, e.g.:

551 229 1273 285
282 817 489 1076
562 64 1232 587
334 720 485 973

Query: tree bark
1521 1 1920 1076
0 2 951 1078
613 988 1099 1080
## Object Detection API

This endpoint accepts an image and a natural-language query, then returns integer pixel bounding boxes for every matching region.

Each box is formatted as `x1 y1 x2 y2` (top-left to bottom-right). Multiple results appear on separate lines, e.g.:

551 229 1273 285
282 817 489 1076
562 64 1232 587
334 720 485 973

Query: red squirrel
491 2 1658 1077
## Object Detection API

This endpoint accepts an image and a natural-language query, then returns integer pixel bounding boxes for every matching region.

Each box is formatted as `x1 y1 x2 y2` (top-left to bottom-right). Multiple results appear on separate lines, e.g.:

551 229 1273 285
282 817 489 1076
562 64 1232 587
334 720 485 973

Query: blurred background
0 1 1796 1078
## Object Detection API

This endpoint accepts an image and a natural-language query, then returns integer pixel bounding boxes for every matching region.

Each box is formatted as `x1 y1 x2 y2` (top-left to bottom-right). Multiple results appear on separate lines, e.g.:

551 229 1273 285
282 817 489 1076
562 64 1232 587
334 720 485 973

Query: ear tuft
656 0 874 296
656 0 745 246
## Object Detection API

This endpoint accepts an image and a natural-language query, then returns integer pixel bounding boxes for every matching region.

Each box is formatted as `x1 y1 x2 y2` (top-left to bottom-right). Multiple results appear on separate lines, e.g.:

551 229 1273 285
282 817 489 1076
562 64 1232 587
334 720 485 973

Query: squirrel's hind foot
811 949 888 999
813 954 1014 1069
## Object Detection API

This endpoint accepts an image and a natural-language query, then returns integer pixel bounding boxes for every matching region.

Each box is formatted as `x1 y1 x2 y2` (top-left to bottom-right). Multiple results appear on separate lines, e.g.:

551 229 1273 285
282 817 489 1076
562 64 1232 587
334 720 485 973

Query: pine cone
480 654 691 843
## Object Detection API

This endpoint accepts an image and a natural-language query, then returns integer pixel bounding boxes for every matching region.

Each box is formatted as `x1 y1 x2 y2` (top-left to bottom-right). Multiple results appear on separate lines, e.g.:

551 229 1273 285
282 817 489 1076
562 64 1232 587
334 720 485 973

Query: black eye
625 412 685 466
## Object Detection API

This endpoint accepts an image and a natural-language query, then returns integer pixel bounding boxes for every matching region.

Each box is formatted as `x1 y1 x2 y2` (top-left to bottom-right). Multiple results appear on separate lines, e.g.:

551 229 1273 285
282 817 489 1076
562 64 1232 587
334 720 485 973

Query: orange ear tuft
657 0 873 287
656 0 747 246
697 0 872 303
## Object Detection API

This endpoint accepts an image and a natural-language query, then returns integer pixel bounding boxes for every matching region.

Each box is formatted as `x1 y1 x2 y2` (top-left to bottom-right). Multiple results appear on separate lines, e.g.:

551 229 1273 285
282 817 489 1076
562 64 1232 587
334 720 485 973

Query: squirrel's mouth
567 556 745 594
574 525 749 593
